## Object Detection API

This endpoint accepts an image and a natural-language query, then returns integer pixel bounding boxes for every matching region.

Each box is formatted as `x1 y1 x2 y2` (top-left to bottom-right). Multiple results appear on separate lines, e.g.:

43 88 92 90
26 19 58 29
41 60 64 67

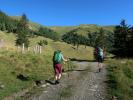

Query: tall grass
0 50 54 99
106 59 133 100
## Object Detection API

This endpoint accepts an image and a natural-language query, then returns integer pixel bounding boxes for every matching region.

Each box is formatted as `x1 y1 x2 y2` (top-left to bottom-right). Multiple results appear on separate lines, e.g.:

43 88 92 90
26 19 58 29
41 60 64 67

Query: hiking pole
67 59 73 78
67 60 69 78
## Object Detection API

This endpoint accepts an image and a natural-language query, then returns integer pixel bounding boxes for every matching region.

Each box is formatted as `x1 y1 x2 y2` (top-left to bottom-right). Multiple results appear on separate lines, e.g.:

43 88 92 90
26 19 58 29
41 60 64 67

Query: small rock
62 73 67 75
35 80 43 86
111 96 117 100
43 91 48 93
41 84 46 88
121 61 126 64
46 83 50 86
89 89 96 91
0 85 5 89
94 85 98 88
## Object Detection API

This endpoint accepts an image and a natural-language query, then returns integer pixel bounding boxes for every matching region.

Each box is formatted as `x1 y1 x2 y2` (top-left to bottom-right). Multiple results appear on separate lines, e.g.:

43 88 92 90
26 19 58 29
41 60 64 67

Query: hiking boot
55 80 60 84
99 68 101 72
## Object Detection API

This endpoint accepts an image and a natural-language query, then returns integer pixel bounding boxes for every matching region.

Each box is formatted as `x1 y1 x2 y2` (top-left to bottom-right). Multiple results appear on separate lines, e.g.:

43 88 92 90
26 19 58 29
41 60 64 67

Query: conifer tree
16 14 29 47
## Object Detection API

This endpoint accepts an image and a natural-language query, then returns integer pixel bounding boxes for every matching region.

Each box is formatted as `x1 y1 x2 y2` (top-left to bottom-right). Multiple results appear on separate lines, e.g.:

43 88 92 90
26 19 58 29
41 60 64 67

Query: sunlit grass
0 31 94 99
106 59 133 100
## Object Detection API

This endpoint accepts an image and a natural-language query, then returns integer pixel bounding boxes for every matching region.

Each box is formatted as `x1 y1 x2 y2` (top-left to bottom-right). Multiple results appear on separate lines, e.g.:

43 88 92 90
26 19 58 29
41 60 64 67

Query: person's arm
61 54 68 62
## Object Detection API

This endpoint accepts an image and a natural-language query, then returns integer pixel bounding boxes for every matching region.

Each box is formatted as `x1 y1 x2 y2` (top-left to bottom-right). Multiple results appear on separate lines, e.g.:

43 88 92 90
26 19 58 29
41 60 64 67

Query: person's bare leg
54 74 59 84
55 74 61 84
98 62 102 72
100 63 103 69
55 75 58 80
58 73 61 80
98 62 100 67
100 62 103 72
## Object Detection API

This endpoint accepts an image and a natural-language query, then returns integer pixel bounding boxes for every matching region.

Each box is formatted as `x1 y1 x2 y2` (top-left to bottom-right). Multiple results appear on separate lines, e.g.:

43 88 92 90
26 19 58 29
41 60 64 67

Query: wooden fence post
39 46 42 54
22 43 25 53
27 47 30 52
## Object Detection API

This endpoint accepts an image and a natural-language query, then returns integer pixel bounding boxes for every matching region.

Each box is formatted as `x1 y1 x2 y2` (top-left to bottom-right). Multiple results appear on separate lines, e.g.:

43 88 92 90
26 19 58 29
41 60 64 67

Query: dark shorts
97 56 103 63
54 63 62 75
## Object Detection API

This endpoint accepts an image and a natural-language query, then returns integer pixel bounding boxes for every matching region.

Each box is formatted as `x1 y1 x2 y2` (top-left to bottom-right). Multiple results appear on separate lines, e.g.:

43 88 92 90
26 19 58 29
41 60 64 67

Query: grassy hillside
0 31 16 50
10 16 115 38
0 30 94 59
10 16 115 35
49 26 78 35
49 24 115 36
0 31 93 99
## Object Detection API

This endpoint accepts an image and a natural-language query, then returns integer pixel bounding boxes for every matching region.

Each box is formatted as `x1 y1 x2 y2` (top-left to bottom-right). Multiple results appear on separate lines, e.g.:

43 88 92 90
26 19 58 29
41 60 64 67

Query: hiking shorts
54 63 62 75
97 56 103 63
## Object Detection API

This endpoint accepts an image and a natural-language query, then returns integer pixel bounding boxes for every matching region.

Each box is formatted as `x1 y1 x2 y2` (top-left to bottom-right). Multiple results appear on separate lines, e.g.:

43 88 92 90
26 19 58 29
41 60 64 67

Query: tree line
0 11 18 33
113 20 133 57
0 10 59 47
62 27 114 51
62 20 133 57
62 28 88 49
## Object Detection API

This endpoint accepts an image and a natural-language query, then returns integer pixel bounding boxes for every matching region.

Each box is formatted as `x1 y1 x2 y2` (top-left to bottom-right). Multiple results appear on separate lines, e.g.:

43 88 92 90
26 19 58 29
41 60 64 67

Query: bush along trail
19 61 108 100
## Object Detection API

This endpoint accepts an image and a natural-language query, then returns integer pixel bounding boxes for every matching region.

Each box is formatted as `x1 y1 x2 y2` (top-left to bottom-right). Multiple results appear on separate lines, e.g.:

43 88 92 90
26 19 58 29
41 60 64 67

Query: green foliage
113 19 133 57
62 27 114 51
107 59 133 100
62 29 89 49
0 10 18 33
123 65 133 79
87 28 114 51
37 27 60 41
95 28 107 47
16 14 29 47
37 40 48 46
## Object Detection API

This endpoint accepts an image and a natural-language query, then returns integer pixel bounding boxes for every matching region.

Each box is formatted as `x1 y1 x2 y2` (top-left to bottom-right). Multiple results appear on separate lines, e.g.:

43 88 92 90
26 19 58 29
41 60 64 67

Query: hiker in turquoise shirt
53 50 68 84
95 47 104 72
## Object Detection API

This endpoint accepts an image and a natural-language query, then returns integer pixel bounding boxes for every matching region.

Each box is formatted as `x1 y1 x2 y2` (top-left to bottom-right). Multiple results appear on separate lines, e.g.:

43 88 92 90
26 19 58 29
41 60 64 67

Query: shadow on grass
108 55 126 59
104 78 117 89
17 74 30 81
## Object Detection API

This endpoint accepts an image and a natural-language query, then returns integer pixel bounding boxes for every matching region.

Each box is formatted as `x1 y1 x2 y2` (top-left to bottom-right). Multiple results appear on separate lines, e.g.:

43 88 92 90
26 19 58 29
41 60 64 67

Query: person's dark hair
58 50 61 52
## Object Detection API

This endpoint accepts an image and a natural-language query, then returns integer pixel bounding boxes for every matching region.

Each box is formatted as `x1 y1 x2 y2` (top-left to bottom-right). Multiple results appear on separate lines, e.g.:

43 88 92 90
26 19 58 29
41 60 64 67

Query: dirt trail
24 61 108 100
69 62 107 100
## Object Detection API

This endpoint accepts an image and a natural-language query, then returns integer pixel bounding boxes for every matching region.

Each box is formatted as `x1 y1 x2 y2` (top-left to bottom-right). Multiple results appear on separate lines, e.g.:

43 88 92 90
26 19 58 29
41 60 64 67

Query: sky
0 0 133 26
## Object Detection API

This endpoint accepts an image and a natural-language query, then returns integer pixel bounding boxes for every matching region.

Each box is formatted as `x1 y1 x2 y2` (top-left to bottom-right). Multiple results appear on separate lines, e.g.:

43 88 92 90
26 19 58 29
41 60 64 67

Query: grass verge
0 51 53 99
106 59 133 100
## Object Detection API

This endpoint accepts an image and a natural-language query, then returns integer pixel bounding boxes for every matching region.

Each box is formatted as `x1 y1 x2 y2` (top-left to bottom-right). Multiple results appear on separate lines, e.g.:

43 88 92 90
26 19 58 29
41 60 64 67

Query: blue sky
0 0 133 26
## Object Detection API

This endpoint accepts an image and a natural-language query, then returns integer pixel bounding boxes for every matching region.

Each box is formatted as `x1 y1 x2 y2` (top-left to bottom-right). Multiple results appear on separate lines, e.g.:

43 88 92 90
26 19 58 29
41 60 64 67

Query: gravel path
69 62 107 100
23 61 108 100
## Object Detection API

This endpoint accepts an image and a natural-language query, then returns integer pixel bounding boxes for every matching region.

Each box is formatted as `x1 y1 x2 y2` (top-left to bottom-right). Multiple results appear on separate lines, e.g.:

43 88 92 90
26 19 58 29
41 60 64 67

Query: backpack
54 51 62 63
97 47 103 58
